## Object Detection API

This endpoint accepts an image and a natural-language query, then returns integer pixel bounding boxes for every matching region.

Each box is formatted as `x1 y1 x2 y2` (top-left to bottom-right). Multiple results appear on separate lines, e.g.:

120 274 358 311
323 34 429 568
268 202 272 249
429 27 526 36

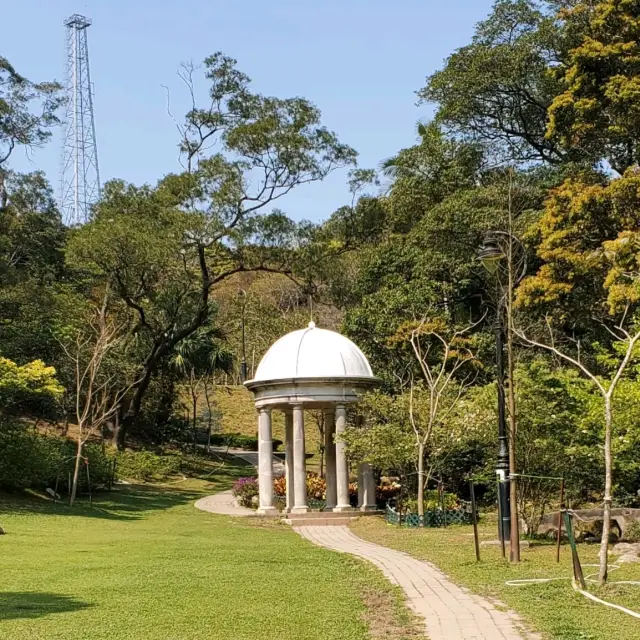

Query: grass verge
351 516 640 640
0 468 421 640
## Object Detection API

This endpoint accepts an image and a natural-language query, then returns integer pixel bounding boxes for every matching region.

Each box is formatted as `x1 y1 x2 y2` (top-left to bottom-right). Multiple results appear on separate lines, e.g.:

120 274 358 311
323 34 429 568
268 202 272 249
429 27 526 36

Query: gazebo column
291 403 309 513
257 407 277 515
324 409 337 510
359 463 377 511
334 404 353 512
356 415 377 511
284 410 295 512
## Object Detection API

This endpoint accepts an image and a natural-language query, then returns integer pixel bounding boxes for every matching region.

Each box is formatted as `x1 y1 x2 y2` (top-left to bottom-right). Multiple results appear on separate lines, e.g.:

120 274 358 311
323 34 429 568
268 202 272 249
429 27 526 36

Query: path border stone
296 525 541 640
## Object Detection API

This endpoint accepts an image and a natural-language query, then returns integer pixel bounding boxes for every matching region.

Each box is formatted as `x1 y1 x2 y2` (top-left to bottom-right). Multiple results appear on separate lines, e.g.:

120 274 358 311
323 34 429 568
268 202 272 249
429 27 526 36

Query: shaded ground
0 473 421 640
352 516 640 640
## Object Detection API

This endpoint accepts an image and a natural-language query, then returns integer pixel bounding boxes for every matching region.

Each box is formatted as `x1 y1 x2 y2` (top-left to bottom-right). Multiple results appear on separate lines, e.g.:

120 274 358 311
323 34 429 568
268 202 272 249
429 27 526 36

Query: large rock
611 542 640 556
536 508 640 539
617 553 640 564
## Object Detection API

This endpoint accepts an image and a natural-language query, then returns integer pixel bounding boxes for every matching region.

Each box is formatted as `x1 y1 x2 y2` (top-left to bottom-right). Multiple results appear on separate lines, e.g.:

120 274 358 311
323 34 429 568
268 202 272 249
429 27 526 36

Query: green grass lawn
352 516 640 640
0 467 419 640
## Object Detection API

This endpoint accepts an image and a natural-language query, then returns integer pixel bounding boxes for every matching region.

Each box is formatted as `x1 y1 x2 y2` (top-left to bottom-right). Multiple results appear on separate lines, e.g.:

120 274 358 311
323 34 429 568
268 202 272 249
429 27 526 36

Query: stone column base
323 504 337 512
333 505 354 513
360 505 378 512
256 506 279 516
290 505 310 514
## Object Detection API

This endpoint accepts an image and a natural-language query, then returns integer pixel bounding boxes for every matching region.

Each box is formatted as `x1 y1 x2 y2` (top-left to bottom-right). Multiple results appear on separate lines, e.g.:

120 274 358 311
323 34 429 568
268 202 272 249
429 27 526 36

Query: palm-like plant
380 121 431 179
169 327 233 452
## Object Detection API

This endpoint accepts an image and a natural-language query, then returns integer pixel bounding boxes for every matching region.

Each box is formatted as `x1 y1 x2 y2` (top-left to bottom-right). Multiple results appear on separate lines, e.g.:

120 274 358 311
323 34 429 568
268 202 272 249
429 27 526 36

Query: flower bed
231 477 259 507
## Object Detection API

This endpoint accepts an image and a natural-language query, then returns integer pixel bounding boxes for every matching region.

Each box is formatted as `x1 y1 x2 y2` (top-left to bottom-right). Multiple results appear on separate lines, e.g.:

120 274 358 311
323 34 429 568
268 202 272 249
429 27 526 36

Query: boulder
617 553 640 564
611 542 640 556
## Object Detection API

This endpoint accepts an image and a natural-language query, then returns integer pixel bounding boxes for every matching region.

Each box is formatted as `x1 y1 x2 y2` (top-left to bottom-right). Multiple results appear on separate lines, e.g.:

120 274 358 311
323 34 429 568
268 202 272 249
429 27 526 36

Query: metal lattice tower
60 14 101 226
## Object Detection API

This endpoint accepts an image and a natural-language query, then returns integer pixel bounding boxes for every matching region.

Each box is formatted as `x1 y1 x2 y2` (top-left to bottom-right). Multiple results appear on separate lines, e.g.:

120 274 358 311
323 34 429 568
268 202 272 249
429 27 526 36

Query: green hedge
208 432 283 451
115 449 182 482
0 423 112 493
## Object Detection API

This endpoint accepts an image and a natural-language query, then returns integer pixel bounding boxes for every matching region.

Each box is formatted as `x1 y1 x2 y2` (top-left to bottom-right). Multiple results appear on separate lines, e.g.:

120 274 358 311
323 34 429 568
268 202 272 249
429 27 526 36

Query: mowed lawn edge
0 478 423 640
351 516 640 640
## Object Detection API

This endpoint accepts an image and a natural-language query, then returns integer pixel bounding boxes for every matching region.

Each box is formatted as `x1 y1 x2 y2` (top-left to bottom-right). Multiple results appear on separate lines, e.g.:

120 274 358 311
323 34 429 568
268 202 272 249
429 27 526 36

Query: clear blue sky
5 0 494 222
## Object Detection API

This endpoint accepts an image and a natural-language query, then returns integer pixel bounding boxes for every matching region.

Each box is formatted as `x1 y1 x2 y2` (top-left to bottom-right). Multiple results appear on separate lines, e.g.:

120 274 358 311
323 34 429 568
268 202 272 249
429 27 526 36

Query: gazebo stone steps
283 510 382 527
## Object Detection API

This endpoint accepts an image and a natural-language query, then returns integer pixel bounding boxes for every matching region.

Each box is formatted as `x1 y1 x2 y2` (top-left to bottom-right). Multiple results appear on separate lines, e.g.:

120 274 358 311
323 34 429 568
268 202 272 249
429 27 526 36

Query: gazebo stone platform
283 509 382 527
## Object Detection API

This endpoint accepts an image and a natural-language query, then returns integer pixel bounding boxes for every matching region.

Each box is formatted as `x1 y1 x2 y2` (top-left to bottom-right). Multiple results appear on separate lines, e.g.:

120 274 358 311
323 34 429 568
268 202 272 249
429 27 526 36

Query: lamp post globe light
479 232 511 544
478 230 528 556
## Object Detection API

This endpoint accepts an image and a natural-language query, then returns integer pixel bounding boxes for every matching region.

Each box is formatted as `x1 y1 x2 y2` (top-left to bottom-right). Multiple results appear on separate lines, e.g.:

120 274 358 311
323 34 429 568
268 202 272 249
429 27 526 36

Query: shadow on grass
0 456 253 522
0 592 91 620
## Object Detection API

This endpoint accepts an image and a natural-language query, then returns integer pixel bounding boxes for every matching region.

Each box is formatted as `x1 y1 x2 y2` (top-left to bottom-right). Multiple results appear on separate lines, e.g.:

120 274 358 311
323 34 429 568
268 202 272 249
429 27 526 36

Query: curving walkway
194 490 254 516
296 525 541 640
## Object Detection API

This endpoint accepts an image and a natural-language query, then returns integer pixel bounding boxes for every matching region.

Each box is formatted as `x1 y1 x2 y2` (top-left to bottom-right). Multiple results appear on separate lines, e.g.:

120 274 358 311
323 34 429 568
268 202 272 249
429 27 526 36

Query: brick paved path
296 525 540 640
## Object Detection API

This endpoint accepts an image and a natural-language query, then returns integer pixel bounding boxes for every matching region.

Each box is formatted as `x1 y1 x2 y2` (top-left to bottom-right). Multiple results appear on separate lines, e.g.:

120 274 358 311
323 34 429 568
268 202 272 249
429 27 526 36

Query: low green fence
385 504 472 527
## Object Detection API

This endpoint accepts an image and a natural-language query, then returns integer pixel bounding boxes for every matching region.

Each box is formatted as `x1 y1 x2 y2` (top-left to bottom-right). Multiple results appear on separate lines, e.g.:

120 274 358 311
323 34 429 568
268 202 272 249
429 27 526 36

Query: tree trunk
112 411 120 448
506 340 520 562
70 438 84 506
118 364 155 449
417 442 425 522
204 382 212 455
505 214 521 563
191 384 198 455
599 395 613 584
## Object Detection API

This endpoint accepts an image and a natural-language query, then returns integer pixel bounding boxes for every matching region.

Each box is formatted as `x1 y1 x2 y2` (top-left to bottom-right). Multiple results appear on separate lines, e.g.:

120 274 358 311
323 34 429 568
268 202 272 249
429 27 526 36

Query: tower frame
60 14 100 226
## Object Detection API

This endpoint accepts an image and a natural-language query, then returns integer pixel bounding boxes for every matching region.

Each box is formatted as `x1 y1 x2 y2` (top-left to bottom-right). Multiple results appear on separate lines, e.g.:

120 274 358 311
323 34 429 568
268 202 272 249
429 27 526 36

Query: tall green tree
69 52 355 446
515 168 640 583
0 56 63 205
0 171 69 365
419 0 574 166
547 0 640 172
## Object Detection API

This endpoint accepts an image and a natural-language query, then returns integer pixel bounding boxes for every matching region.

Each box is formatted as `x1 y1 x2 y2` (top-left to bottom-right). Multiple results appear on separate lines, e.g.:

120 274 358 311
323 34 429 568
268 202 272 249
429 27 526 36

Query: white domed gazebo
244 322 378 516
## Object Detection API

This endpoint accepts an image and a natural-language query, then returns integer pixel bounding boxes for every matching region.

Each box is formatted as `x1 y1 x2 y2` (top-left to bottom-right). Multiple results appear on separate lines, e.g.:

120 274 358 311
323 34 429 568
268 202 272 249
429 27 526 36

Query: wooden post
86 459 92 506
470 480 480 562
497 480 506 558
563 510 586 589
440 481 447 528
556 477 565 563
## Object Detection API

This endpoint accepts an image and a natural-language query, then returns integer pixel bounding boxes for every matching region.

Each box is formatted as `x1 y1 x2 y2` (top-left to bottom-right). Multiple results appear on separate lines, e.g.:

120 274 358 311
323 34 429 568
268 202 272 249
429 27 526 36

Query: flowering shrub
376 483 401 505
307 473 327 500
273 476 287 497
273 473 360 501
232 477 259 507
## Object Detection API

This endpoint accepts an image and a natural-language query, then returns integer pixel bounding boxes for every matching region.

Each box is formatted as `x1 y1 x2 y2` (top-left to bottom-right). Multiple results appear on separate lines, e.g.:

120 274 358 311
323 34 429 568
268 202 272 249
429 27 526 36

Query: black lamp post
239 289 248 383
478 233 511 543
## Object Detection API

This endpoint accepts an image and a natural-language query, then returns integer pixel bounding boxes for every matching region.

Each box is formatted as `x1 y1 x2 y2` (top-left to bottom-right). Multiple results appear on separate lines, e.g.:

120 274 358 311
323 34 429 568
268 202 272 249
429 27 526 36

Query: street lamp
239 289 248 383
478 233 505 274
478 232 511 544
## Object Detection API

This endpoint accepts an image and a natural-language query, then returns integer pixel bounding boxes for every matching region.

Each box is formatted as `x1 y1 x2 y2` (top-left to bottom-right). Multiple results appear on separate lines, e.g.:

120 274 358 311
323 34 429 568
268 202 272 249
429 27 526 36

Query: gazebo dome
250 322 374 383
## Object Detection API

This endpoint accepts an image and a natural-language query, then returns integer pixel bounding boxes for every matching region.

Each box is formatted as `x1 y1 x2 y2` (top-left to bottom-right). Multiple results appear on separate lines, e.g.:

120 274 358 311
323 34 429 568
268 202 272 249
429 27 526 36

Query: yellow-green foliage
0 357 64 407
517 169 640 316
547 0 640 170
